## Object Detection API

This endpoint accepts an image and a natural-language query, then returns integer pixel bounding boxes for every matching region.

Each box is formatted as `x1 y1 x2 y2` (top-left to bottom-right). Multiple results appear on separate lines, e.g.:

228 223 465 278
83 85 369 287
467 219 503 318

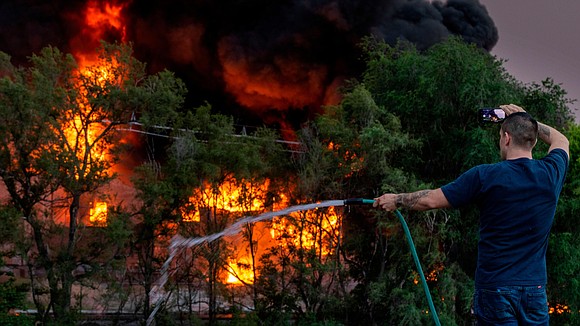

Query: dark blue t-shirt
441 149 568 288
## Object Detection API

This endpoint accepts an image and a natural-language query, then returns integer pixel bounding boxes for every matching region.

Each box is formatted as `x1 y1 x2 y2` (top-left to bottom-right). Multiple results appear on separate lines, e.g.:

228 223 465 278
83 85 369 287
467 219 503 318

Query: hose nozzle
344 198 375 205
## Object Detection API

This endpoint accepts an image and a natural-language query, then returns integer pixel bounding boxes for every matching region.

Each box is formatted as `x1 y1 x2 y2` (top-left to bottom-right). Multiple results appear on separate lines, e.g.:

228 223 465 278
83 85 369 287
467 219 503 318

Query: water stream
146 199 346 325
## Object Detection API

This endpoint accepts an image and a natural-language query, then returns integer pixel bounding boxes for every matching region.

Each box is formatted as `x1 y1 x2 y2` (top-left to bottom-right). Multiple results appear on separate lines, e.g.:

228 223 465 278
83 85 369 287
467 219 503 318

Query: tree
0 42 186 324
304 84 440 325
249 83 419 324
129 104 286 324
177 107 286 325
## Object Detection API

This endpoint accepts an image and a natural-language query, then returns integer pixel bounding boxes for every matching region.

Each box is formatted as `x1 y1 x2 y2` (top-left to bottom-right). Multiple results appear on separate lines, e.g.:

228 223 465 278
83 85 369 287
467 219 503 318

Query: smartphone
478 108 505 123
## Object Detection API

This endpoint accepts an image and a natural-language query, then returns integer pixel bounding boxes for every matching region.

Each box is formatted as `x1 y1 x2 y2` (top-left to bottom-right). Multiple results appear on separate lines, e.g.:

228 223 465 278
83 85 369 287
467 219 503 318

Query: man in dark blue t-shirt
374 104 569 325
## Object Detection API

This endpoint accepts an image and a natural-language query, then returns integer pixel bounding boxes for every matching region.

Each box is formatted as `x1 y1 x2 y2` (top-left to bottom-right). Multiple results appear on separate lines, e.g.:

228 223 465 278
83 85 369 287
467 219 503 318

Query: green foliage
130 102 289 323
0 279 34 326
0 41 188 324
0 207 33 326
302 37 507 324
302 83 419 200
521 78 575 128
174 104 284 182
547 232 580 324
0 206 22 247
361 36 519 180
229 306 260 326
563 124 580 196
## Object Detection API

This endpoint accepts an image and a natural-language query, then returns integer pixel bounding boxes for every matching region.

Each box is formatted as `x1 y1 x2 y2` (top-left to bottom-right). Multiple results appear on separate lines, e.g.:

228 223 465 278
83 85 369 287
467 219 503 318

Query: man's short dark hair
501 112 538 150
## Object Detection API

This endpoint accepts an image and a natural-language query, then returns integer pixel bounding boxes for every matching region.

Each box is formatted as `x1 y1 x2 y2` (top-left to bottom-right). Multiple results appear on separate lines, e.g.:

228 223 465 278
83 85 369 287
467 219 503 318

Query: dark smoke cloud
375 0 497 50
0 0 498 129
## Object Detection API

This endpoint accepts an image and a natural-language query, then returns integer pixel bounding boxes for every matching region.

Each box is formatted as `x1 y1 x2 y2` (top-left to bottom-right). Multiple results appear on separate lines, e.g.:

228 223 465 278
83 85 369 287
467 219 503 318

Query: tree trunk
67 194 80 257
141 226 156 320
49 193 82 323
207 241 218 326
247 224 258 307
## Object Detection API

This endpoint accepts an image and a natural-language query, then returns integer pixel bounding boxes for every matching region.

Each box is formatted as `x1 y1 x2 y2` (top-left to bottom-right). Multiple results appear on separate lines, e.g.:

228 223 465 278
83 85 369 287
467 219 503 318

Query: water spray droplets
146 199 346 325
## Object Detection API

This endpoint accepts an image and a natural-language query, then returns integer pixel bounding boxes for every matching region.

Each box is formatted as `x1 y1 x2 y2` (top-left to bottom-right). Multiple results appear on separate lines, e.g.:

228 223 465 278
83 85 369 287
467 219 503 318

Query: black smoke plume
0 0 497 131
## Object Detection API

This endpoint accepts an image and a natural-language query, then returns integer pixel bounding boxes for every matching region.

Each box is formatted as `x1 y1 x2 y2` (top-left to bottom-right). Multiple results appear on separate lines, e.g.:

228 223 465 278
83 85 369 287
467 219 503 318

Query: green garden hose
343 199 441 325
343 198 376 205
395 209 441 326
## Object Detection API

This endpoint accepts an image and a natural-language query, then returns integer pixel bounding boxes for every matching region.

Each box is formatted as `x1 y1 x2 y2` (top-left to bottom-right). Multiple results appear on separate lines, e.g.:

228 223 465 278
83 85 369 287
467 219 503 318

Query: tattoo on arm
539 124 551 140
397 190 430 209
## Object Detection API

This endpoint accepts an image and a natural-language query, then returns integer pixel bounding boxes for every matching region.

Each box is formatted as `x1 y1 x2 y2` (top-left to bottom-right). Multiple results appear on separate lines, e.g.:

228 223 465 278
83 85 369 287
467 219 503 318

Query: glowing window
90 201 108 225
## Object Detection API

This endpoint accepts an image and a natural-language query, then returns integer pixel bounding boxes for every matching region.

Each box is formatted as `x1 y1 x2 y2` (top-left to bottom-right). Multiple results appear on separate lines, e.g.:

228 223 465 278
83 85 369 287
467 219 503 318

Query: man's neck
505 149 533 160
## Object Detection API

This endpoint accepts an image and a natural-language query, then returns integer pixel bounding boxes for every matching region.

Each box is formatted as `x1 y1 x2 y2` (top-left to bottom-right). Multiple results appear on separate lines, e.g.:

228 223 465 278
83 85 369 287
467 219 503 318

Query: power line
116 120 304 153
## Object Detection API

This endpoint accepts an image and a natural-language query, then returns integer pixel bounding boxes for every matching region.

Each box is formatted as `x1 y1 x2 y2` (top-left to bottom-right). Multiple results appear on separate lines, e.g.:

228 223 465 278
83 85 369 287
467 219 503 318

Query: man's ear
503 131 511 146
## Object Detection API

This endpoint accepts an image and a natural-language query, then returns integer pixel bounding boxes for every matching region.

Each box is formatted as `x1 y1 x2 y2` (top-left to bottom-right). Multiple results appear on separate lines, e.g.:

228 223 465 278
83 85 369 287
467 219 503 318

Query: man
374 104 569 325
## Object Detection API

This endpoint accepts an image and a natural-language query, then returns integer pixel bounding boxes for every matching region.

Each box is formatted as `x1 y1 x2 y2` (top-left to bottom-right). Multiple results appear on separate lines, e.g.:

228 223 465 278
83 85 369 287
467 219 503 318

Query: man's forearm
537 121 569 154
374 189 450 212
395 190 431 210
538 122 553 143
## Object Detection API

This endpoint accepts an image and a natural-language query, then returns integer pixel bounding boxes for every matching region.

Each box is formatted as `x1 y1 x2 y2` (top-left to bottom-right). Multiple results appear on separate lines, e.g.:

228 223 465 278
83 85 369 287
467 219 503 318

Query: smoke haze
0 0 497 129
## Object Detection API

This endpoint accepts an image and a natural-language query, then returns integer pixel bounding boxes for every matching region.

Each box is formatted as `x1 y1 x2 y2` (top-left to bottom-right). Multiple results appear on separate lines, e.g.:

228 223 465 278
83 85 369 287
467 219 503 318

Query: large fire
183 176 341 284
85 1 126 36
74 0 127 81
270 206 341 256
6 1 575 321
184 178 272 223
61 1 129 225
65 0 343 287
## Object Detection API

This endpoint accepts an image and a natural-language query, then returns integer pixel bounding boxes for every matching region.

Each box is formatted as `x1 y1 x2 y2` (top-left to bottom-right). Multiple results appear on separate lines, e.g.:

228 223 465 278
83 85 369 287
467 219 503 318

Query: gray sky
480 0 580 121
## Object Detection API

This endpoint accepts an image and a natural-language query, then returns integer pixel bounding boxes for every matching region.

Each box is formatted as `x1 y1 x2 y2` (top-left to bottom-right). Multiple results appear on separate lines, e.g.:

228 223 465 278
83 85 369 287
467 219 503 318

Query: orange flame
74 0 128 68
217 39 328 112
183 178 272 222
200 178 269 213
549 303 571 315
90 201 108 225
270 206 341 256
413 263 445 285
328 141 364 177
184 177 342 283
226 258 254 285
85 1 126 35
64 0 129 224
